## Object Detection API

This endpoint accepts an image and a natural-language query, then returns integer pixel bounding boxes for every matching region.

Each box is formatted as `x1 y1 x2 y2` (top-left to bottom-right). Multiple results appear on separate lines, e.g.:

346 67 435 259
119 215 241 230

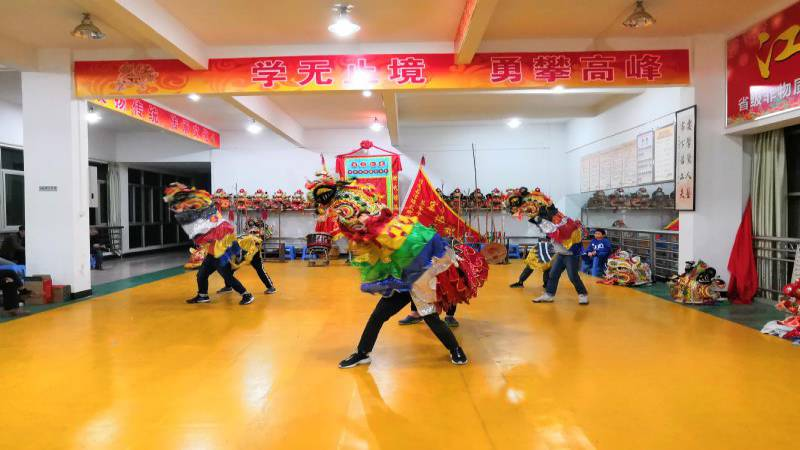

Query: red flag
401 168 486 243
727 198 758 304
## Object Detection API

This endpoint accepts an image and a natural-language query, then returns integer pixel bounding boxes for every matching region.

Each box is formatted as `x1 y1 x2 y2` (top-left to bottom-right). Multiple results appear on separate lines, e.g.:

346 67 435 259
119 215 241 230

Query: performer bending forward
163 183 254 306
306 173 488 368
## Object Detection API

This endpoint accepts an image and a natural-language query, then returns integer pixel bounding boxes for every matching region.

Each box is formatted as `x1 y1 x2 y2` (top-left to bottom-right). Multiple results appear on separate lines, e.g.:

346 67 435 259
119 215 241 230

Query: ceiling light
362 90 373 98
551 85 565 93
71 13 106 40
247 119 263 134
623 1 655 28
506 118 522 129
369 117 383 132
328 4 360 37
86 106 102 124
188 93 201 102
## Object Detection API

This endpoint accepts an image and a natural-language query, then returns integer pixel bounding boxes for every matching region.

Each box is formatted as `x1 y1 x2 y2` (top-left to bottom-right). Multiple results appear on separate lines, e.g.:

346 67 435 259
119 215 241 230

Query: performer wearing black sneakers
188 253 254 305
339 291 467 368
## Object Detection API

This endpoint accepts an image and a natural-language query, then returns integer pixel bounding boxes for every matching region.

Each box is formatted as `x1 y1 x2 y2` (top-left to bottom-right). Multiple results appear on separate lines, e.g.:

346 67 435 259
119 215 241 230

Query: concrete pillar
21 49 91 295
679 35 749 280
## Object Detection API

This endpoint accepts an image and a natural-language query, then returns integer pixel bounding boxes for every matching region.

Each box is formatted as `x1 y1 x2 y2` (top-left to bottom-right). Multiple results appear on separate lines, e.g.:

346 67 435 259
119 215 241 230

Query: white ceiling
151 96 246 131
397 90 641 126
268 91 386 129
155 0 465 46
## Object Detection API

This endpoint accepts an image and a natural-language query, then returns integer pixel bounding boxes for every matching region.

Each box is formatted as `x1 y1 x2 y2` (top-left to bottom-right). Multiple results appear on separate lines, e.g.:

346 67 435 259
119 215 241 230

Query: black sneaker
217 286 233 293
186 294 210 304
264 287 277 294
239 293 255 305
444 316 459 328
339 352 371 368
450 346 468 365
398 314 423 325
509 282 524 288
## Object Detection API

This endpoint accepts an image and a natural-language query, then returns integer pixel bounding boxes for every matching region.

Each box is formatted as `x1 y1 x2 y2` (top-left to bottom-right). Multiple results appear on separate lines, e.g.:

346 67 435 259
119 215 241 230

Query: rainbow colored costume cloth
306 175 487 316
507 187 584 254
163 183 240 265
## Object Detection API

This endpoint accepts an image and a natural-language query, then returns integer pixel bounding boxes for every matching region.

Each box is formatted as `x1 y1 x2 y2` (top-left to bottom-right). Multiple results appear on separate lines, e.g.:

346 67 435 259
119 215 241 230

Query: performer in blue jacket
583 229 612 277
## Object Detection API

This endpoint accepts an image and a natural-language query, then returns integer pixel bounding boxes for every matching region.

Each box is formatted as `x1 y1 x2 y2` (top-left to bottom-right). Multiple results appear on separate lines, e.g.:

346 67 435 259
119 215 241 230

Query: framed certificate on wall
675 105 696 211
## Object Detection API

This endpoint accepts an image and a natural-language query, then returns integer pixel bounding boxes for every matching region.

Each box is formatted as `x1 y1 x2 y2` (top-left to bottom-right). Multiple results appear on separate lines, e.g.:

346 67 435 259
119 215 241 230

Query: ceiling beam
75 0 208 69
0 35 38 71
224 96 305 148
453 0 499 64
381 91 400 147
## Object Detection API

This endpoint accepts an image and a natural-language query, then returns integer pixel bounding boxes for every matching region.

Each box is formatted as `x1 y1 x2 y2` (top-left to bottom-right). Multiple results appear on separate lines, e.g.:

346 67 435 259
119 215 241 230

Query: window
128 168 195 250
0 146 24 230
89 161 109 226
785 126 800 238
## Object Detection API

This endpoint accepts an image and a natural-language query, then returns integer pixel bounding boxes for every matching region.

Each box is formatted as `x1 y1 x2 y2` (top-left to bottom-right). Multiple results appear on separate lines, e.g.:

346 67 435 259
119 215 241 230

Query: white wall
88 126 116 161
562 87 695 227
0 100 23 147
209 123 567 239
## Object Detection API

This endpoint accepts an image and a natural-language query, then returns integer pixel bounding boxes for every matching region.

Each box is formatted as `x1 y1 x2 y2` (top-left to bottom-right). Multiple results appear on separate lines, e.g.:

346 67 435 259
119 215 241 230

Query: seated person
90 227 108 270
1 269 28 317
582 228 612 277
0 226 25 264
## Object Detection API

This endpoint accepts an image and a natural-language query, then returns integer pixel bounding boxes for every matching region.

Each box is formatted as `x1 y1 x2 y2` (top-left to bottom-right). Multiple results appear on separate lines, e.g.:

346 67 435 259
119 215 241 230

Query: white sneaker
578 294 589 305
533 293 554 303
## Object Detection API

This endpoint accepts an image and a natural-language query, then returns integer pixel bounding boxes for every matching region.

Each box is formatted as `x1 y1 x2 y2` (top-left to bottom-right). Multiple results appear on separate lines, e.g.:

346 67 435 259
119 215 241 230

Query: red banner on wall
90 98 220 148
74 50 690 98
727 1 800 126
401 168 485 243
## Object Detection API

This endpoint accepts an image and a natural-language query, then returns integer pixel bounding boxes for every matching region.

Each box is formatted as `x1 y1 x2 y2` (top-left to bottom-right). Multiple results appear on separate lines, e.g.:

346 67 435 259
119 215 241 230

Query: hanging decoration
335 140 402 212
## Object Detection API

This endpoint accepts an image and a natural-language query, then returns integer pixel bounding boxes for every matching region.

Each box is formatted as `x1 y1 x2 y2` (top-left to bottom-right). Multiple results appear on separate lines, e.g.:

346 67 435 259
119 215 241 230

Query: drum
306 233 332 251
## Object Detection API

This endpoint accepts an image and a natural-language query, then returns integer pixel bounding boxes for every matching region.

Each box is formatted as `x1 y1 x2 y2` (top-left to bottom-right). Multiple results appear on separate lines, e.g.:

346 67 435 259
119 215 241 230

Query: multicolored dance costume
163 183 254 305
306 174 488 367
507 188 589 304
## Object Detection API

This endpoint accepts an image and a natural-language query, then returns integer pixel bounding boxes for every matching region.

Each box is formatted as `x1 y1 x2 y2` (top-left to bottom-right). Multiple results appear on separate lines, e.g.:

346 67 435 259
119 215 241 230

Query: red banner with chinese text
727 1 800 126
90 98 220 148
401 168 485 243
74 50 690 98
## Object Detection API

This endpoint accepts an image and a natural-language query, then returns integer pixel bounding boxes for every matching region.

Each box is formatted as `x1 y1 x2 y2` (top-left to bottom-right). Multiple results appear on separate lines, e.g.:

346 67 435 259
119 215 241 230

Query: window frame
0 145 24 233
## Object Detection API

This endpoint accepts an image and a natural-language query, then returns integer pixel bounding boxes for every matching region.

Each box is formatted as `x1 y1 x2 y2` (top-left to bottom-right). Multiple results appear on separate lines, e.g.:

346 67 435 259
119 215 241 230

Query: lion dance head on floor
506 187 583 250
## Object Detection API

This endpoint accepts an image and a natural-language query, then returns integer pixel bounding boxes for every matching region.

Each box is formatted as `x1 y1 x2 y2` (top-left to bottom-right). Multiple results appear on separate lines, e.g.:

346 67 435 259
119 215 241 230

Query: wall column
21 49 91 295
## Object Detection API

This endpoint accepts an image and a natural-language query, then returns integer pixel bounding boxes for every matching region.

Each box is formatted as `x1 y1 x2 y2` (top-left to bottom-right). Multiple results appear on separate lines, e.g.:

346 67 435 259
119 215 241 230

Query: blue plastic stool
283 245 296 260
507 244 521 259
0 264 25 278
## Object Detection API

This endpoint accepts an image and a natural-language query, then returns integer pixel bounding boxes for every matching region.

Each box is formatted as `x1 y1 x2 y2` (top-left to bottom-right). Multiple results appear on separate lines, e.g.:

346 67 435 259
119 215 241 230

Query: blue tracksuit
583 238 612 276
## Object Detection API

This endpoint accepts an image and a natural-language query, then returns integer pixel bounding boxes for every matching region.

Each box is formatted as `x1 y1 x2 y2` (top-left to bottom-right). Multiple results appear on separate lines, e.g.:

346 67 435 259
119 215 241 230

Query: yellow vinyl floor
0 260 796 450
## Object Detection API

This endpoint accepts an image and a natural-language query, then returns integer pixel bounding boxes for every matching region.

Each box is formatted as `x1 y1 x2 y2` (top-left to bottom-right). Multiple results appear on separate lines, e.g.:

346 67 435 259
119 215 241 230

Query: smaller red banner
402 168 486 243
90 98 220 148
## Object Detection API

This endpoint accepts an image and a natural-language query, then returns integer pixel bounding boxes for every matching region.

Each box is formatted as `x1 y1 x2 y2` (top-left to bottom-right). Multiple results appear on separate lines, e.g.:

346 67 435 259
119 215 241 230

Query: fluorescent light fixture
86 105 102 124
370 117 383 132
362 90 373 98
247 119 263 134
506 117 522 129
328 4 360 37
551 85 566 93
188 93 201 102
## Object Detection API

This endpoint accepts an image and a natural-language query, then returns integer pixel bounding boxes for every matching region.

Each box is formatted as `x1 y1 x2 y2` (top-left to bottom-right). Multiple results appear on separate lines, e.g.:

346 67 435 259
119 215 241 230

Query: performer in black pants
187 254 254 305
219 251 276 294
510 266 551 288
339 291 465 368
